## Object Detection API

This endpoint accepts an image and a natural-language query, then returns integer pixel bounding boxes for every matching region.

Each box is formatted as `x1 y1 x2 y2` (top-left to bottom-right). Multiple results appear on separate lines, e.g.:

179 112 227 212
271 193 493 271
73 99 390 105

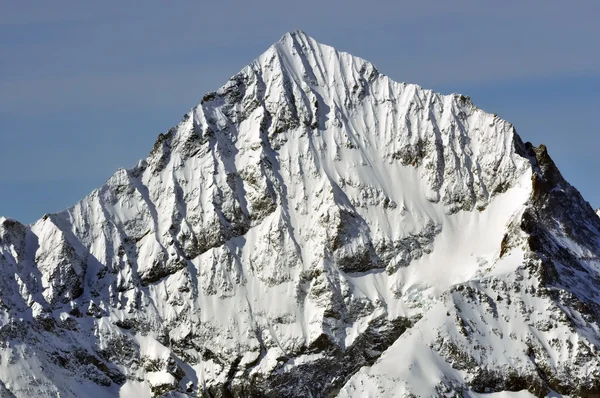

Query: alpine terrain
1 31 600 398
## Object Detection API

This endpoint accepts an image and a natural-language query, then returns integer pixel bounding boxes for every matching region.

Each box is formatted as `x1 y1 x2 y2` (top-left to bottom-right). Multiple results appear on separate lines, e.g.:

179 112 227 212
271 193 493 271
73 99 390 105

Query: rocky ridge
1 31 600 397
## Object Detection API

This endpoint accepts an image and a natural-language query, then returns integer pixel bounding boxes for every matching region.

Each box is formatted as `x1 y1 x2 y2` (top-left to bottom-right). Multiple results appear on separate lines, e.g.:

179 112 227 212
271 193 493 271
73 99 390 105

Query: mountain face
1 30 600 398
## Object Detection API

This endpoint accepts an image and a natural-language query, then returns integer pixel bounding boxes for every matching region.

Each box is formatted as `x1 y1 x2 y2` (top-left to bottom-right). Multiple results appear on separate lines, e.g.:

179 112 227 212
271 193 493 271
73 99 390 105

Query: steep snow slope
1 31 600 397
341 143 600 397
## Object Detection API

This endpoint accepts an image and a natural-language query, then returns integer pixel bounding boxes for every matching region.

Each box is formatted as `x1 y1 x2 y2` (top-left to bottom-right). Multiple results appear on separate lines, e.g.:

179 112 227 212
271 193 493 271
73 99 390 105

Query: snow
0 30 599 397
464 392 537 398
119 381 151 397
147 371 176 387
464 392 567 398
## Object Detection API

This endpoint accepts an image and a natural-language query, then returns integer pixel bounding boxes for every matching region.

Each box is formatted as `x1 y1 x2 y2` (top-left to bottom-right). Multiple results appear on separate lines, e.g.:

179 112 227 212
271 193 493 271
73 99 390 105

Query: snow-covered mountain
1 30 600 397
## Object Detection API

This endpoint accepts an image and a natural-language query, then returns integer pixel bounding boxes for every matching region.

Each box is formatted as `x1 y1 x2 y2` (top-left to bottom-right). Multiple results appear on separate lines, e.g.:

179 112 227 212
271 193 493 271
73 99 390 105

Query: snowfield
1 31 600 397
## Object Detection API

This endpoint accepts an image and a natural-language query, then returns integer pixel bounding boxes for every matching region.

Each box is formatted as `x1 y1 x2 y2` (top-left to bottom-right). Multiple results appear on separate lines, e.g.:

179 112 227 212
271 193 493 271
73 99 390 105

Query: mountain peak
280 29 311 41
2 32 600 398
250 28 380 90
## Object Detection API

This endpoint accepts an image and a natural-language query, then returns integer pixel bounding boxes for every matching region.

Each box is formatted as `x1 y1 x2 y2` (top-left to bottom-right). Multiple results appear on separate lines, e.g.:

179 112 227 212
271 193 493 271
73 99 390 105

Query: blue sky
1 1 599 223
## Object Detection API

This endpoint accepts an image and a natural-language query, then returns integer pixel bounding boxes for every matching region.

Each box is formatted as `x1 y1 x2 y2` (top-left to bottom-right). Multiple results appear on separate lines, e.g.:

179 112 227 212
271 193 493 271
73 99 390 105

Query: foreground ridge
1 31 600 397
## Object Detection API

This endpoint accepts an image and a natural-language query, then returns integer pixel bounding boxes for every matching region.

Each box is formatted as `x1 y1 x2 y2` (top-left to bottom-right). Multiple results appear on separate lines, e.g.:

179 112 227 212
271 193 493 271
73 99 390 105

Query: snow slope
1 31 600 397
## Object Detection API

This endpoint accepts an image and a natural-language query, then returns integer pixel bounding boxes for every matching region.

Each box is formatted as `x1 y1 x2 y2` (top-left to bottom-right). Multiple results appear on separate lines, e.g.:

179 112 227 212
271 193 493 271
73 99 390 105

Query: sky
1 1 599 223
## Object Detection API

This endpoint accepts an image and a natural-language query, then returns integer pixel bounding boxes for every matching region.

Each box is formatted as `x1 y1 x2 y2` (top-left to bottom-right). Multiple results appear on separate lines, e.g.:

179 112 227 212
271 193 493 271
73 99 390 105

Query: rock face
1 31 600 397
